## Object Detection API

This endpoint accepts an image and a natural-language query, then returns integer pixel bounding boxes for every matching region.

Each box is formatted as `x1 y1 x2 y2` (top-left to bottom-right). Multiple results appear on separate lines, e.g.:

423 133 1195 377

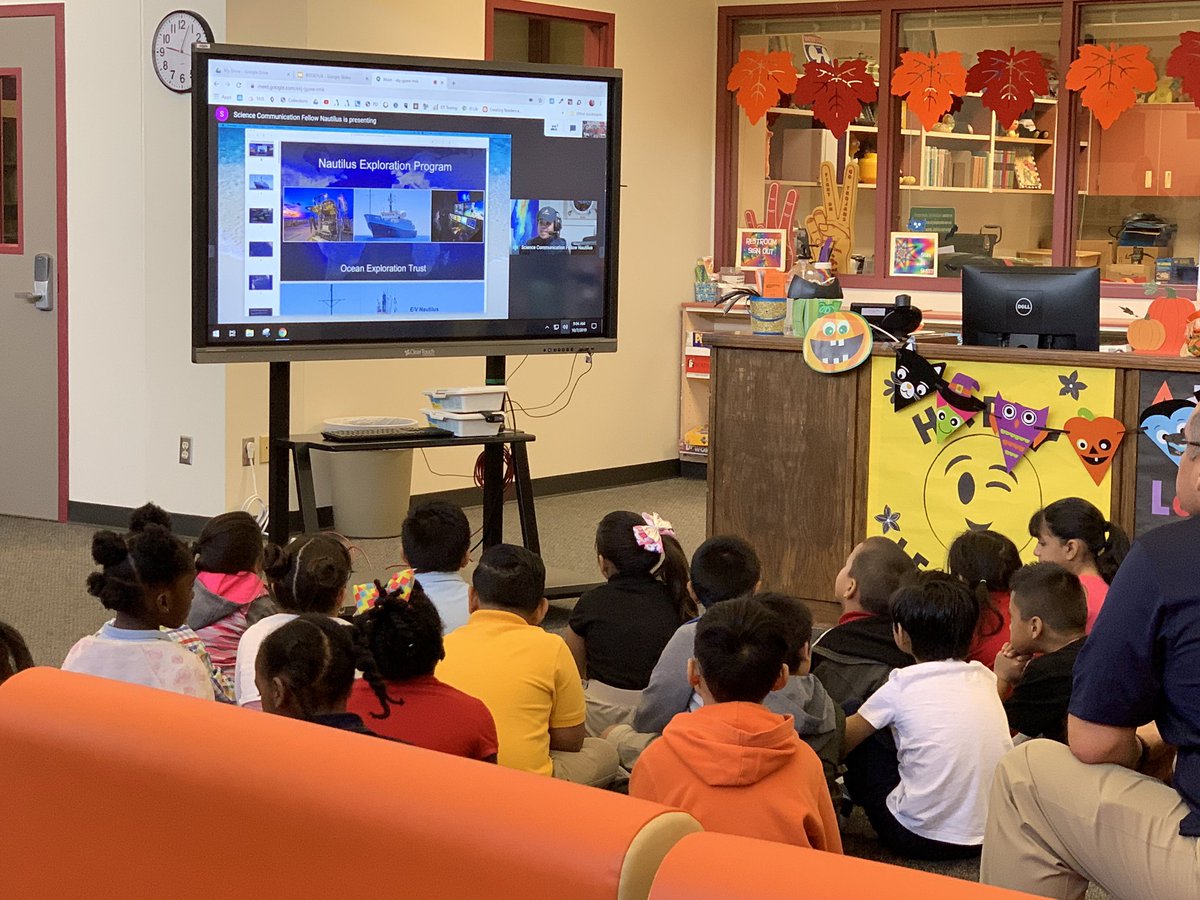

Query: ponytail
660 534 697 621
973 581 1004 639
1095 520 1131 585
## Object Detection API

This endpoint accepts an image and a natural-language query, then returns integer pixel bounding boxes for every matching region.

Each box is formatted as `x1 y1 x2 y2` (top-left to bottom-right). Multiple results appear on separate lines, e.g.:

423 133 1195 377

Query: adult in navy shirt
981 408 1200 899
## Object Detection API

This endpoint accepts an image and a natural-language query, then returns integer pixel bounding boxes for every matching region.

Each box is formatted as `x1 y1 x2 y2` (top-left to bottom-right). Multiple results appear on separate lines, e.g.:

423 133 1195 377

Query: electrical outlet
241 437 256 467
257 435 270 465
179 435 193 466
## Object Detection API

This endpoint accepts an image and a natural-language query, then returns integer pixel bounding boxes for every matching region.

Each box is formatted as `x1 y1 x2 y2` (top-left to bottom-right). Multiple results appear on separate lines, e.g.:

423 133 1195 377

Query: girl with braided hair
347 578 498 760
234 533 353 708
63 503 214 699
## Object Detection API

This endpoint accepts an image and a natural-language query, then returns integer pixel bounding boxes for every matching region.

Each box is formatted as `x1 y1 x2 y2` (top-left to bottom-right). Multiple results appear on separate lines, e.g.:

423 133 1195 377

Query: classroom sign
865 357 1115 568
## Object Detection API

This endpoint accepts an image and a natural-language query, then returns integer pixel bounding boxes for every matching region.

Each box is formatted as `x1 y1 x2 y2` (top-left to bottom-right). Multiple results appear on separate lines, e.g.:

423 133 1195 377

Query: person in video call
522 206 567 252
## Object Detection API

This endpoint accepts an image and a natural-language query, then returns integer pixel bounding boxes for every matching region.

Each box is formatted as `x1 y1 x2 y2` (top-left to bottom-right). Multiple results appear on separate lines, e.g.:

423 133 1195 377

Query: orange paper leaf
965 48 1050 130
890 50 967 132
793 58 879 140
727 50 799 126
1166 32 1200 109
1065 43 1157 130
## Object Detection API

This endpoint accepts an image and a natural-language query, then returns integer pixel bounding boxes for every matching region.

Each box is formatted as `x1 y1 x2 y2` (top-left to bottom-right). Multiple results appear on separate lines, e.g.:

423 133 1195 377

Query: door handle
13 253 52 311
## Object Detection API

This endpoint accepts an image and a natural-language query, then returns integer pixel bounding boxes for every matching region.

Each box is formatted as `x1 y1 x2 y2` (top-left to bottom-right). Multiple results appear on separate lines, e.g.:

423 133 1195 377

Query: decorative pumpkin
1147 294 1195 355
1063 409 1125 486
803 311 873 373
1128 316 1166 354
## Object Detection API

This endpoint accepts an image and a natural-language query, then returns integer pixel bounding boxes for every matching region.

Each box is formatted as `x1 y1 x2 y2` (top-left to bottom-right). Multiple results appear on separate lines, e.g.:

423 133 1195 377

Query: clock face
152 10 213 93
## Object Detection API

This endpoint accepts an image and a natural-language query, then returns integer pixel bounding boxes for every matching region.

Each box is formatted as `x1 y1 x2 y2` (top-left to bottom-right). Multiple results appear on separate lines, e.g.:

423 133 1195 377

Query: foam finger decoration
990 392 1049 473
935 372 982 443
891 346 946 412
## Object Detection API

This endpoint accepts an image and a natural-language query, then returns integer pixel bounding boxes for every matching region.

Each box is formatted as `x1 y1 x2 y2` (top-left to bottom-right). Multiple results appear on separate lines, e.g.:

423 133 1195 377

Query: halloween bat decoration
891 346 947 412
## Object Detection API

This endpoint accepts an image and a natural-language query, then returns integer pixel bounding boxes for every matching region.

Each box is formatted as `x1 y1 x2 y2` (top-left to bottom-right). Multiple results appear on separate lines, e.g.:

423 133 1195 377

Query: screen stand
268 360 291 546
481 355 506 547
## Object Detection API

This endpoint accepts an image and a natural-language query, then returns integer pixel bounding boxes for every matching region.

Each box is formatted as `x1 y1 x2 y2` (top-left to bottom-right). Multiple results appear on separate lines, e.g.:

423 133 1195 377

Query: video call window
511 198 597 254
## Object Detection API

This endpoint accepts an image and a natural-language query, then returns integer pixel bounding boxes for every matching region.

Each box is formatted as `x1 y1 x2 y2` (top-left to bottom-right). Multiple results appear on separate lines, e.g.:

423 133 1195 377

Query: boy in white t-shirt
842 570 1013 859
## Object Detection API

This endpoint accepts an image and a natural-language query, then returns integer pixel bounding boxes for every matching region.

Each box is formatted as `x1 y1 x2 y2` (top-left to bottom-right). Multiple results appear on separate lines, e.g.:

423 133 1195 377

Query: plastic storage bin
422 408 505 437
422 386 509 413
321 417 416 538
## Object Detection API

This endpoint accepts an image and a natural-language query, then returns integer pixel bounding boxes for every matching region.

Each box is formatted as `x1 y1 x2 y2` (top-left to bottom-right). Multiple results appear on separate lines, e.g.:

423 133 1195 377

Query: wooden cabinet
679 303 749 468
1093 105 1200 197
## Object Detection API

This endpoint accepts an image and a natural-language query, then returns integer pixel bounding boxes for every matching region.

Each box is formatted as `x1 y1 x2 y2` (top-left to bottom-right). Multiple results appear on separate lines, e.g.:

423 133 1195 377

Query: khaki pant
551 736 621 788
583 679 642 738
981 739 1200 900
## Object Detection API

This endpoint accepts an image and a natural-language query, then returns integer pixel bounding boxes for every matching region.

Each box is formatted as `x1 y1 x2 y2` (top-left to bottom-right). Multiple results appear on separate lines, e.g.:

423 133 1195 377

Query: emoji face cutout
891 347 946 411
803 312 873 373
1063 412 1125 485
923 434 1043 551
990 392 1049 473
935 373 982 443
1139 399 1197 467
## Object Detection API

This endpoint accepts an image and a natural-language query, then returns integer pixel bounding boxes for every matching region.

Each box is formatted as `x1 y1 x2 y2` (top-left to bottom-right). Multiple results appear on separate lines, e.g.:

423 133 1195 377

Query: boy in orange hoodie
629 597 843 852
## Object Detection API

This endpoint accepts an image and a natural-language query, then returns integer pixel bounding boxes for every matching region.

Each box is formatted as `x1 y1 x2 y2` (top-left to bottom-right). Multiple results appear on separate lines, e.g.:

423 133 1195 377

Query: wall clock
152 10 213 93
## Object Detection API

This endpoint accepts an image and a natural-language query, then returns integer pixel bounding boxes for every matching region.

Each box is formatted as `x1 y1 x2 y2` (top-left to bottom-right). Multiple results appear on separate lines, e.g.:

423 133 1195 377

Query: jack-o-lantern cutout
803 311 873 373
1063 409 1125 485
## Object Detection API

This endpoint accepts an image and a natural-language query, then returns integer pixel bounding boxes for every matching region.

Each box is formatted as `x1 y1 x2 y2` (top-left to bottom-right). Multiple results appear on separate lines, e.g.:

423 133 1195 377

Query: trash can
323 417 415 539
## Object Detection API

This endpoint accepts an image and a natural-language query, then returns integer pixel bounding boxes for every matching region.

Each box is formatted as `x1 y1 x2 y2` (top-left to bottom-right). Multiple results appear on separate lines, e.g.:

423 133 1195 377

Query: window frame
485 0 616 68
715 0 1192 300
0 67 23 254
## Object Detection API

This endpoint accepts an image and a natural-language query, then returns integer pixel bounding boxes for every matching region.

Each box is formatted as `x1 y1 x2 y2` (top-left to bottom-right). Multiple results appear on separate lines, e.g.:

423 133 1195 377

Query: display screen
193 45 621 361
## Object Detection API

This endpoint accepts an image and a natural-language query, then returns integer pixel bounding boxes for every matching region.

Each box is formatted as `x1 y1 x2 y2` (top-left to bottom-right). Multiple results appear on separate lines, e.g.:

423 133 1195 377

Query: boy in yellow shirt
438 544 619 786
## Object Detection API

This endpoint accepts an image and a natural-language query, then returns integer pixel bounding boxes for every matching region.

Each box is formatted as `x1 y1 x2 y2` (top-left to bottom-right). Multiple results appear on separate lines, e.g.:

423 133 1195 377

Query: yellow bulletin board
865 356 1115 568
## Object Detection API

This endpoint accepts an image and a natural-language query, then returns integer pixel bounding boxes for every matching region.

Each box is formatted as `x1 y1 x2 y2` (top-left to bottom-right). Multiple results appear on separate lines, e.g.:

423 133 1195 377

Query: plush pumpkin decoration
1147 294 1195 355
803 311 873 373
1128 316 1166 354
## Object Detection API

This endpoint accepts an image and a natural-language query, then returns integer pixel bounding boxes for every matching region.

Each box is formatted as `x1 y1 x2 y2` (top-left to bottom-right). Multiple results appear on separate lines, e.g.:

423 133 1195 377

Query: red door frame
484 0 616 67
715 0 1190 303
0 3 68 520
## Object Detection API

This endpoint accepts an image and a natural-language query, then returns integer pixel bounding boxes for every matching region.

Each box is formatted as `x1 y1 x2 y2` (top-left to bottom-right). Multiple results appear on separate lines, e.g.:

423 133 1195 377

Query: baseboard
67 501 210 538
68 459 681 537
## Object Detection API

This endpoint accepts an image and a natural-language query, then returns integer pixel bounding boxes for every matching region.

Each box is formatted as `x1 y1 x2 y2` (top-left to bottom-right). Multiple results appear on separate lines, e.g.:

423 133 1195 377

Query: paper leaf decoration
890 50 967 132
990 392 1049 473
935 373 982 443
793 58 879 140
891 346 946 412
1065 43 1157 130
965 48 1050 130
727 50 799 125
1167 32 1200 109
1063 410 1125 486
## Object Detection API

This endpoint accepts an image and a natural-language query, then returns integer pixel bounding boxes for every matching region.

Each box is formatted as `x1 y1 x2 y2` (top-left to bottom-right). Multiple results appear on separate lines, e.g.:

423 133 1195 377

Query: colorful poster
866 357 1115 568
1134 372 1200 536
889 231 938 277
736 228 787 271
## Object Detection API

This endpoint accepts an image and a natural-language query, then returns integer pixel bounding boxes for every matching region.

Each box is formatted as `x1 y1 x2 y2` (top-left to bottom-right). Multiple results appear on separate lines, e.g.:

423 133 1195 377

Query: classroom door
0 8 65 520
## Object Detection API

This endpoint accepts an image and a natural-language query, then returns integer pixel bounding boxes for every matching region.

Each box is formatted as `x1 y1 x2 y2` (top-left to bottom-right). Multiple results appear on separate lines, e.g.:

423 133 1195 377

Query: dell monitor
961 265 1100 351
192 44 621 362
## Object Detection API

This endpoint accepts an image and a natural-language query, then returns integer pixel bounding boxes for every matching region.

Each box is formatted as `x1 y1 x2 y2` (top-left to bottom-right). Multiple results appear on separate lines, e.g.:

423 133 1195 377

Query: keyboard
321 425 454 442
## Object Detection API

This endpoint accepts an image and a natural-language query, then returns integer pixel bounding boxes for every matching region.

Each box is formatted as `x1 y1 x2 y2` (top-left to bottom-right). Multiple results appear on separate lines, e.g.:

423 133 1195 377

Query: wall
224 0 718 513
0 0 229 518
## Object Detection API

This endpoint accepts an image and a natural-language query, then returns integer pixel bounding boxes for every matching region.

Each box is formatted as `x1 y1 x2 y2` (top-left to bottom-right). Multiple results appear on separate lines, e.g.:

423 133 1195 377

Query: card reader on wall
13 253 53 312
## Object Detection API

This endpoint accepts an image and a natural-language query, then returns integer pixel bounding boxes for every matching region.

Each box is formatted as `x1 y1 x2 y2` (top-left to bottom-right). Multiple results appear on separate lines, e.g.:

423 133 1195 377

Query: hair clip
352 567 415 615
633 512 675 554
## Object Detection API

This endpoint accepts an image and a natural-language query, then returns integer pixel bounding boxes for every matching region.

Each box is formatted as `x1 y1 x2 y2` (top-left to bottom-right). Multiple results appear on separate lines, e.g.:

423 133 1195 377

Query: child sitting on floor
257 614 381 737
0 620 33 685
993 562 1088 744
811 537 916 707
946 529 1020 667
64 505 214 700
630 597 843 852
437 543 619 786
235 533 353 709
565 511 695 735
402 500 472 634
186 511 271 678
843 571 1013 860
349 578 498 760
1029 497 1129 630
